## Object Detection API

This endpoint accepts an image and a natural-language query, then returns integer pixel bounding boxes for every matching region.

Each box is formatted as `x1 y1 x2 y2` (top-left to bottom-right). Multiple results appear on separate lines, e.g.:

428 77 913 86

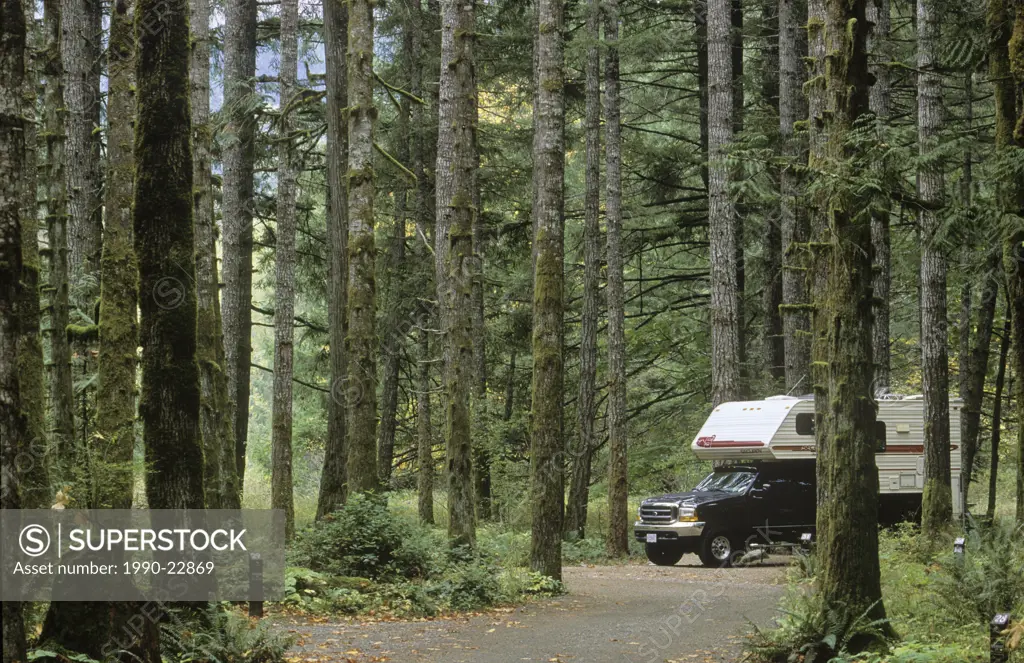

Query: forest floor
276 555 789 663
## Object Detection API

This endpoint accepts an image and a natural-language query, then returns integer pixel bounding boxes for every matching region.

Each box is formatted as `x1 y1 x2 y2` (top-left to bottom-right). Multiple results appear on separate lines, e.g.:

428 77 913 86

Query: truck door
747 477 795 544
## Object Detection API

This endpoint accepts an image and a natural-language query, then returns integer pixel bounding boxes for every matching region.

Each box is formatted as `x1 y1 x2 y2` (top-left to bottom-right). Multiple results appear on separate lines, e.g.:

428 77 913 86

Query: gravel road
277 555 788 663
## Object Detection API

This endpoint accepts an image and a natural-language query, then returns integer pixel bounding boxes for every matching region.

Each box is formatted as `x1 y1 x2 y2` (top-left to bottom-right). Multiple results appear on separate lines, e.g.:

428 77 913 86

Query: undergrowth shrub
285 507 564 617
160 605 292 663
746 584 891 663
930 518 1024 626
291 493 438 580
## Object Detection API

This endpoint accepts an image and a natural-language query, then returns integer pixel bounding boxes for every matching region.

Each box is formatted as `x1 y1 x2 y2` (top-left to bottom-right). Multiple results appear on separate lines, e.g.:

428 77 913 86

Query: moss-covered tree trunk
811 0 888 640
761 0 784 384
43 4 149 642
1 0 28 656
866 0 891 393
315 0 349 520
221 0 258 495
377 68 409 484
998 0 1024 522
346 0 379 494
960 251 998 507
18 1 49 509
44 0 75 484
417 314 434 524
987 314 1010 521
917 0 952 536
565 0 601 542
191 0 236 509
779 0 809 393
60 0 101 291
605 0 629 559
271 0 299 540
437 0 478 546
134 0 204 511
94 0 137 510
530 0 566 578
376 210 405 486
471 94 490 522
707 0 743 406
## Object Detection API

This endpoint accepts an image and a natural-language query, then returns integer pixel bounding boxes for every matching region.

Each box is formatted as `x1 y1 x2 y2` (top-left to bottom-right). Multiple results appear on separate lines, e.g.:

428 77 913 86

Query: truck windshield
695 471 756 493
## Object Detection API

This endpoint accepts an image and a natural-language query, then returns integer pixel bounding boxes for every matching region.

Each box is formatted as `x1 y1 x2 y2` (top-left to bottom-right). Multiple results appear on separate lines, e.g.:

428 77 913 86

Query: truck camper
634 395 962 567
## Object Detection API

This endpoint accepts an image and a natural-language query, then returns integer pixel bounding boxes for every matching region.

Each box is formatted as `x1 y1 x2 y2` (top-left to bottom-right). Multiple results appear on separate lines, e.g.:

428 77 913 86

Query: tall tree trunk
761 0 784 384
437 0 478 546
779 0 809 392
18 2 49 510
193 0 237 509
222 0 258 496
1003 0 1024 523
377 37 411 483
731 0 746 384
868 0 891 395
61 0 101 290
960 252 999 507
531 0 566 577
987 314 1010 521
95 0 137 510
605 0 629 559
38 0 136 646
917 0 952 535
471 113 490 521
346 0 379 494
417 315 434 524
696 1 709 189
316 0 349 520
708 0 743 405
806 0 828 544
377 188 406 485
271 0 299 540
62 0 101 457
1 0 28 655
134 0 205 510
44 0 75 481
43 6 153 639
812 0 888 637
990 0 1024 522
566 0 601 542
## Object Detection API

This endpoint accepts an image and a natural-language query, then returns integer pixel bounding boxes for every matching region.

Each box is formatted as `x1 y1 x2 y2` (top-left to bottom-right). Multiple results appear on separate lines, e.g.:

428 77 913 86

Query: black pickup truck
634 461 816 567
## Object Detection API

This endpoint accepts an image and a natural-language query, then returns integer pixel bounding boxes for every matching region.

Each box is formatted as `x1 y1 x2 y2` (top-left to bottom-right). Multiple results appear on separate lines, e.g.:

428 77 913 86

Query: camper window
875 421 887 451
795 413 815 435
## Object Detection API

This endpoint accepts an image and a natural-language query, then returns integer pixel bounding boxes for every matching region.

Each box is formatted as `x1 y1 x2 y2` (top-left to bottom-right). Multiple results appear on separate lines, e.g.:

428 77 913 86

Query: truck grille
639 503 678 523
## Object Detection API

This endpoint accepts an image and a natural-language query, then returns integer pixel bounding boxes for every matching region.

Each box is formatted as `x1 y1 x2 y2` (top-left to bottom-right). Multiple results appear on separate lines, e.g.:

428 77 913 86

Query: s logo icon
19 524 50 557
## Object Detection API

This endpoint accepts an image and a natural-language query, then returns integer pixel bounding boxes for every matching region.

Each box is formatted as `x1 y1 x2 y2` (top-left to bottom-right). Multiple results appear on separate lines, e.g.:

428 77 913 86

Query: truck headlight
678 507 698 522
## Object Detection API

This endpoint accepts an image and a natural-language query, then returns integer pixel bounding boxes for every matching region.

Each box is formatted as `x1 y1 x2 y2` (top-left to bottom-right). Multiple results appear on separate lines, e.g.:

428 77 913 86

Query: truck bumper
633 521 705 542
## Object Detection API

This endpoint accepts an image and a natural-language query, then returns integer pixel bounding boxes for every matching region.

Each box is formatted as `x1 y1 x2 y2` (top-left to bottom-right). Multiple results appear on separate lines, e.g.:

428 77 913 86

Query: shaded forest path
278 557 788 663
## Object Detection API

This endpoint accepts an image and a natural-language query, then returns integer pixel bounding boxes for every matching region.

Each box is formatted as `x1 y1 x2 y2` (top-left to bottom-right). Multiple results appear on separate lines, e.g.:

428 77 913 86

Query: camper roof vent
903 394 924 400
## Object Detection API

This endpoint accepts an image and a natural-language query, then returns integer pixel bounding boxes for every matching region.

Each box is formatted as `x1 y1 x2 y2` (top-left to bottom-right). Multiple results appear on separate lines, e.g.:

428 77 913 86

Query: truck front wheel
645 542 684 566
698 532 736 567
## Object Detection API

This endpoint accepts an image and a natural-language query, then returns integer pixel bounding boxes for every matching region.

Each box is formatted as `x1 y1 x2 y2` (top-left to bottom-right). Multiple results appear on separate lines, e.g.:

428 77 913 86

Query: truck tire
698 532 736 567
645 542 684 566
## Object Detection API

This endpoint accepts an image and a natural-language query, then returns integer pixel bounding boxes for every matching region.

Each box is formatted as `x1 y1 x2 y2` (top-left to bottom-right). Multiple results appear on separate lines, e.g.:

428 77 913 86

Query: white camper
689 395 963 517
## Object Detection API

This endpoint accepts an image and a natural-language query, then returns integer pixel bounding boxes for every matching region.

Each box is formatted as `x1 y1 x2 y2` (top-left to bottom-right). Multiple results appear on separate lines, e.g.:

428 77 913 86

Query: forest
1 0 1024 660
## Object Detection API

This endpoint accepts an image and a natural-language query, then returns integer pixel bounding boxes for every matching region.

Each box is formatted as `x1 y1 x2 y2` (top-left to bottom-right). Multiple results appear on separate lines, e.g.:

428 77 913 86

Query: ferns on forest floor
745 518 1024 663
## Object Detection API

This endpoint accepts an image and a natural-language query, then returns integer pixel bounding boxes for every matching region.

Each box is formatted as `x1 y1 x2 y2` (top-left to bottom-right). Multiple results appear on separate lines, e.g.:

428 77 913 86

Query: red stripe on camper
695 437 765 448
